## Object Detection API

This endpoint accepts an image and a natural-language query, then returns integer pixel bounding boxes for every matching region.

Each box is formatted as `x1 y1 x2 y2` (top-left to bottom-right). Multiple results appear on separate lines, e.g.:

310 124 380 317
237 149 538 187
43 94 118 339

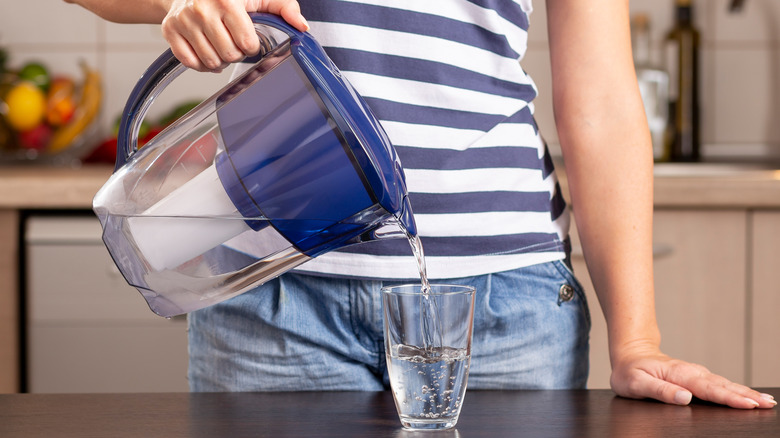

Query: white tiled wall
2 0 778 159
524 0 780 159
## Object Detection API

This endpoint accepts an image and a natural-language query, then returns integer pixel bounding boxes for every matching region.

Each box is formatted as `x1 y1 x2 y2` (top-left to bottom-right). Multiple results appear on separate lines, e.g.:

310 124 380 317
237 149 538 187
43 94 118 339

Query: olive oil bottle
665 0 701 162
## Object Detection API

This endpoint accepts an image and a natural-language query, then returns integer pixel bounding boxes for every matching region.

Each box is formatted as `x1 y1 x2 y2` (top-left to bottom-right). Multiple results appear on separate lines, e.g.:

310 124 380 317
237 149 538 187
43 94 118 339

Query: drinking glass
382 284 476 430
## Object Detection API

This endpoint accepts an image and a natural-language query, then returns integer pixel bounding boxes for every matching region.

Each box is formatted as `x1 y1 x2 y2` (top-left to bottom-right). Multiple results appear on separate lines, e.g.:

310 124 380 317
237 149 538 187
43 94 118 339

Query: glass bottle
665 0 701 162
631 13 670 162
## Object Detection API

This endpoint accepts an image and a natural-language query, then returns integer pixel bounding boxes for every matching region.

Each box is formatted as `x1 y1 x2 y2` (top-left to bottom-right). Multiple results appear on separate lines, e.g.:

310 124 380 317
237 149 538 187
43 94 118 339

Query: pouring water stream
406 231 443 352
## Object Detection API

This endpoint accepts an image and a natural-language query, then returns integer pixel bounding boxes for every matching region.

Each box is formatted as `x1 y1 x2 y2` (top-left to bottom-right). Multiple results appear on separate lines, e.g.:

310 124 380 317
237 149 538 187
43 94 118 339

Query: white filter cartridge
127 163 252 271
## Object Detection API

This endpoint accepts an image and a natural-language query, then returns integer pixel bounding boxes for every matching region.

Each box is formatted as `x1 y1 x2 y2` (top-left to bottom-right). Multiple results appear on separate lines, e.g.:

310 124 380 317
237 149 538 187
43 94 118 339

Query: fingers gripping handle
114 13 299 170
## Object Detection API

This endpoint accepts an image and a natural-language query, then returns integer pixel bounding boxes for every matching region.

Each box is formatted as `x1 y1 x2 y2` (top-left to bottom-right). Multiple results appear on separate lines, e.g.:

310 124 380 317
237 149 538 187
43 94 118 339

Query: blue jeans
187 260 590 391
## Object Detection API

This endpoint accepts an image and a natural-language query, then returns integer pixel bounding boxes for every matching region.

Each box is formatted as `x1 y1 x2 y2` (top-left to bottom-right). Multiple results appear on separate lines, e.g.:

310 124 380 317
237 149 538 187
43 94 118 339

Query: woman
67 0 775 409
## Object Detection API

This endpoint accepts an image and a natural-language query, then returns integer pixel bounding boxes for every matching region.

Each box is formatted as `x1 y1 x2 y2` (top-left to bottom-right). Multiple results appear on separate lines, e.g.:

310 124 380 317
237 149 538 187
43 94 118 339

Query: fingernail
674 390 692 405
299 15 310 32
760 393 775 401
745 397 760 407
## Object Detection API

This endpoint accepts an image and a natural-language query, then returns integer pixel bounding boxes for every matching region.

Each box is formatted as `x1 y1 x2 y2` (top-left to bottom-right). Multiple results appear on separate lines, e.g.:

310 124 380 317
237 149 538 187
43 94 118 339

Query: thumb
254 1 309 32
668 386 694 405
615 373 693 406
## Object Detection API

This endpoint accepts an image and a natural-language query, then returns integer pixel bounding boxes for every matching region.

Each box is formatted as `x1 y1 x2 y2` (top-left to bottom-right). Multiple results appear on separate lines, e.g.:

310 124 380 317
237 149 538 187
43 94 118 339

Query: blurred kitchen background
2 0 779 163
0 0 779 395
529 0 780 162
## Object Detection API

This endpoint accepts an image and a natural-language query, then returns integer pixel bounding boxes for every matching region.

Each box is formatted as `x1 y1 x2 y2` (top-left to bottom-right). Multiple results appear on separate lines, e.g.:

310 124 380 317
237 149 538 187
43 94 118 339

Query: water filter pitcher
93 14 416 317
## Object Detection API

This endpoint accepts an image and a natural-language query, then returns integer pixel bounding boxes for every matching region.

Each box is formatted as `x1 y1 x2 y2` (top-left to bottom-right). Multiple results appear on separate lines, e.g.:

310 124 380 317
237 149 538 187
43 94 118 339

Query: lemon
4 81 46 131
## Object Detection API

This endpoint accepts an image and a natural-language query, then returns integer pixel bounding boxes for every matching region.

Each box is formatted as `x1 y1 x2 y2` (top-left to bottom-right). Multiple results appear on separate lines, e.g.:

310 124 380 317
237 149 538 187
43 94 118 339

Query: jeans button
558 284 574 304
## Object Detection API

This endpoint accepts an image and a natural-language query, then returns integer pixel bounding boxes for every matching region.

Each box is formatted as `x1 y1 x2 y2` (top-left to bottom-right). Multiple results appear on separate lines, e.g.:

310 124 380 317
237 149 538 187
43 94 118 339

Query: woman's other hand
610 341 777 409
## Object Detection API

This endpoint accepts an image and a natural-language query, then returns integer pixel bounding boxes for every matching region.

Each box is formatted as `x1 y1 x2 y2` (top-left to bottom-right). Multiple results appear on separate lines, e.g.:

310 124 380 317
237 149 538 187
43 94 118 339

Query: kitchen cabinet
26 215 188 393
0 166 113 393
575 207 778 389
0 210 19 393
2 165 780 393
652 210 747 382
750 211 780 387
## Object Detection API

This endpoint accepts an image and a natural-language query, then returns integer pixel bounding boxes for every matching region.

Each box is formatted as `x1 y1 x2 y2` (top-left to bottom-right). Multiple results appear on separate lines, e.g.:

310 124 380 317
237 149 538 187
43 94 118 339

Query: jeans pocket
551 260 591 330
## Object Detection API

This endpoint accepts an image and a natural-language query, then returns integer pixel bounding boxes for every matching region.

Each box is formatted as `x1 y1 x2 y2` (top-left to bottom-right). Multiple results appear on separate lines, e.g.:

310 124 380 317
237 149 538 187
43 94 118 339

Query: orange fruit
46 76 76 126
46 97 75 126
4 81 46 131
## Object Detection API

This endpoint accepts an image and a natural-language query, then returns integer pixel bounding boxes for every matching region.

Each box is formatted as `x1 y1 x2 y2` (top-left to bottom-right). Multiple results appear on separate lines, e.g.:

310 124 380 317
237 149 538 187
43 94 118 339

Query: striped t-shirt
294 0 570 280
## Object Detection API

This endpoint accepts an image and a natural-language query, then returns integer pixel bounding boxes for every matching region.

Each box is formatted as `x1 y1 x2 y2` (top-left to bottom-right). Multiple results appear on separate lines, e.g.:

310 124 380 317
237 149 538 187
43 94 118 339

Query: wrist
608 328 662 368
156 0 176 20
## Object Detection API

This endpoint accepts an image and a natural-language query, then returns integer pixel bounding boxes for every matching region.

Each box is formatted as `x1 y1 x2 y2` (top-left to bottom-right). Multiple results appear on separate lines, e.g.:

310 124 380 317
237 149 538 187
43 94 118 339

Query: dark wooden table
0 389 777 437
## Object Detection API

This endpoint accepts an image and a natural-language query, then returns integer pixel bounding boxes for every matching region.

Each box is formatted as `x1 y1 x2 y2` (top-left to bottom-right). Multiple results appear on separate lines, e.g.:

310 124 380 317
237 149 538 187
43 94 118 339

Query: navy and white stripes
294 0 570 280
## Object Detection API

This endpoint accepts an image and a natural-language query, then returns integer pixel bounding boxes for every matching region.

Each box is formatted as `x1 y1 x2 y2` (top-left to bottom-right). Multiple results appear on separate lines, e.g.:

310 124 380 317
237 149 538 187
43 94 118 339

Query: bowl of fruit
0 53 102 165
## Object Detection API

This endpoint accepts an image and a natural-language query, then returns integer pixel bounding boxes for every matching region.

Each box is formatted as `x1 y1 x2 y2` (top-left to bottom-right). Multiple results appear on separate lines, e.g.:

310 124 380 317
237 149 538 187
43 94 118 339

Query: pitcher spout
366 195 417 242
397 195 417 237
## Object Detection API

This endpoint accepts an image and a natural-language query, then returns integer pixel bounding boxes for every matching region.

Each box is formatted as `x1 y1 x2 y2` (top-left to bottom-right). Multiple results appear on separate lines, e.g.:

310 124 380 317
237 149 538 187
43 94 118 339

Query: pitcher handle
114 13 301 170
